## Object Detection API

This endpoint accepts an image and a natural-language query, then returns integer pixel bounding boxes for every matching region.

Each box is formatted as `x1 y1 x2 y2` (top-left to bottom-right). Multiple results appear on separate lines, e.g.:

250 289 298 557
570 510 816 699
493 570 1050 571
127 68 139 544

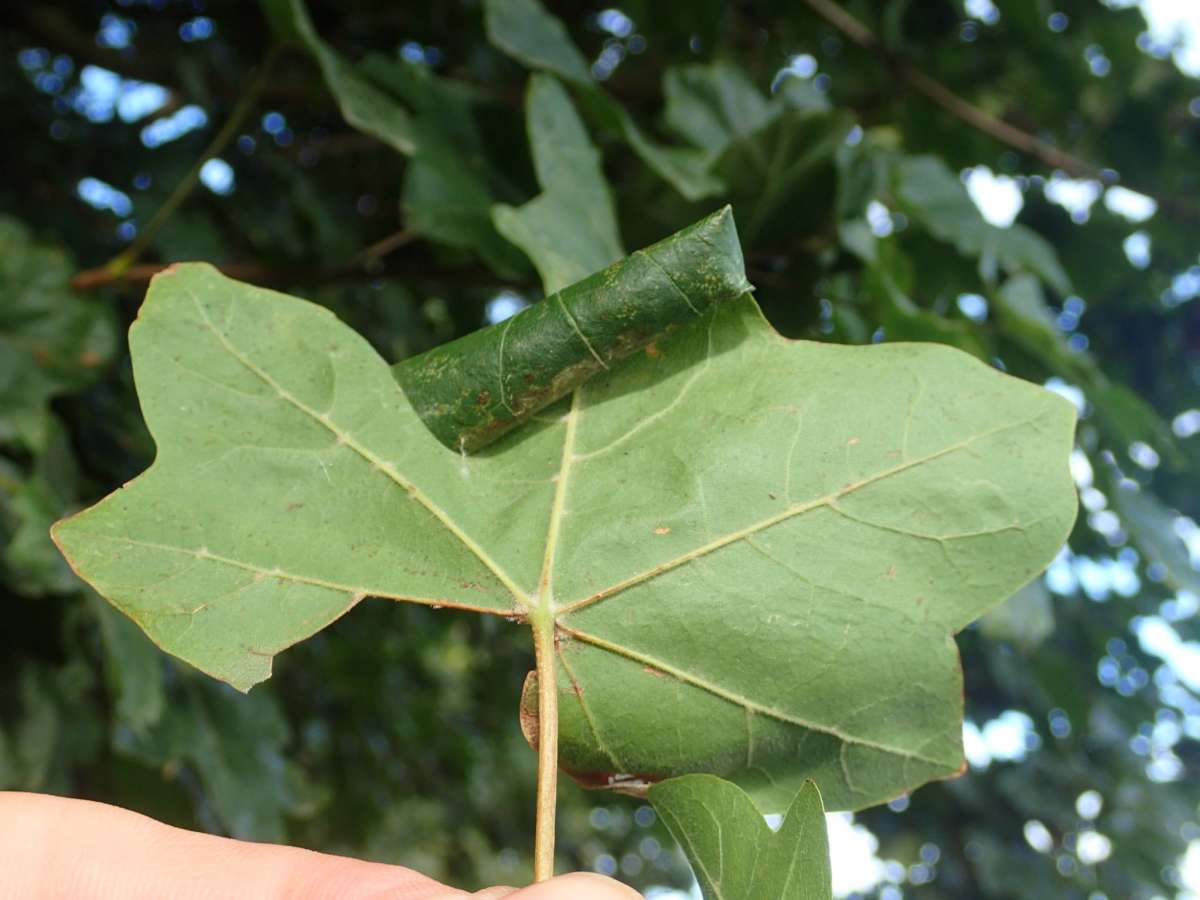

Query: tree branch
8 6 313 106
801 0 1200 221
70 258 528 293
100 47 281 279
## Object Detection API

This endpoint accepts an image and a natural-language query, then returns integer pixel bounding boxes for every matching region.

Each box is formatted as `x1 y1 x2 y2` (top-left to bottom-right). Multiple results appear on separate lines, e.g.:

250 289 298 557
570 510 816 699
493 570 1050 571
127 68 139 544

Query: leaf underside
649 775 832 900
54 258 1076 812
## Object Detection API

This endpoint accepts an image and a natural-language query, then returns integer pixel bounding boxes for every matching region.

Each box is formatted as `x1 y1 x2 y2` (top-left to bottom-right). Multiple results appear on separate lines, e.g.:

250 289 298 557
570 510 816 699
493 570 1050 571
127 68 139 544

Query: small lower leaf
649 775 832 900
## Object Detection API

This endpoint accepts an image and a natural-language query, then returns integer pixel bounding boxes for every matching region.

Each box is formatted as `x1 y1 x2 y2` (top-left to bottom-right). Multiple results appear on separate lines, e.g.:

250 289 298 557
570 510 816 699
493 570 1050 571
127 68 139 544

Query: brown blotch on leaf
653 526 670 535
518 670 539 750
562 767 660 797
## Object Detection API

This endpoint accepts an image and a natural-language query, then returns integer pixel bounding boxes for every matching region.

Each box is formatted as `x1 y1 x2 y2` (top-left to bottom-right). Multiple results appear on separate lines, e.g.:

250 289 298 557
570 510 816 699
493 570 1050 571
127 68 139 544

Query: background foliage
2 1 1198 897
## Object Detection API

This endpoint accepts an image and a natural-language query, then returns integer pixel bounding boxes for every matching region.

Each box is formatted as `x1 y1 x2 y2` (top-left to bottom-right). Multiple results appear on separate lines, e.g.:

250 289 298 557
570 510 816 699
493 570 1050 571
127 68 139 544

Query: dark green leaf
396 208 746 451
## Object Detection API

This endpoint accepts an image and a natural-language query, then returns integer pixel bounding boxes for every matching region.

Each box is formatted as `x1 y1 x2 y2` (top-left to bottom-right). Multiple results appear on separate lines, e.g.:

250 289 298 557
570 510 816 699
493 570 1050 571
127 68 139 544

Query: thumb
435 873 644 899
508 873 644 898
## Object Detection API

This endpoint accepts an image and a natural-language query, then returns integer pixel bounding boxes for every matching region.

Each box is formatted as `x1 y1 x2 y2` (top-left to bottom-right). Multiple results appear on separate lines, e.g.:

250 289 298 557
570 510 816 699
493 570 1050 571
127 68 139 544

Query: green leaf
978 579 1055 653
114 674 323 840
55 218 1076 812
261 0 415 154
483 0 592 84
714 109 856 245
649 775 832 900
262 1 523 273
93 596 167 736
520 288 1074 811
0 660 103 792
892 156 1072 295
991 275 1181 464
361 55 528 276
482 0 723 201
663 61 775 160
492 74 623 294
396 208 747 451
3 418 81 595
858 239 988 358
1110 482 1200 598
0 216 114 451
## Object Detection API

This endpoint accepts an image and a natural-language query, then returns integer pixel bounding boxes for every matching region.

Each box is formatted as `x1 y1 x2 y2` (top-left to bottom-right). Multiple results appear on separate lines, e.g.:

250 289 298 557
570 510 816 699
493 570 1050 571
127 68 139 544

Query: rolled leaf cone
393 206 751 452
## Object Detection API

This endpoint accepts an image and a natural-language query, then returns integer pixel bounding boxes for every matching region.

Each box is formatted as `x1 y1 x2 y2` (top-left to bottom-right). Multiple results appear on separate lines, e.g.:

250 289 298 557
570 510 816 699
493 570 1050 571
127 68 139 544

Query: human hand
0 792 643 899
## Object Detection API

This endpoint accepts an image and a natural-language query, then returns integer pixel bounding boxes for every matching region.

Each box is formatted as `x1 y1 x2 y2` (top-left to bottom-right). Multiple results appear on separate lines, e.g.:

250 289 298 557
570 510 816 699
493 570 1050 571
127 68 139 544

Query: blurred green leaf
3 418 80 595
892 156 1071 295
978 580 1056 654
992 275 1181 465
860 239 988 358
1110 482 1200 598
483 0 723 200
261 0 415 154
115 674 323 840
0 217 114 451
714 109 855 245
93 597 166 737
663 61 775 161
264 0 524 273
484 0 592 83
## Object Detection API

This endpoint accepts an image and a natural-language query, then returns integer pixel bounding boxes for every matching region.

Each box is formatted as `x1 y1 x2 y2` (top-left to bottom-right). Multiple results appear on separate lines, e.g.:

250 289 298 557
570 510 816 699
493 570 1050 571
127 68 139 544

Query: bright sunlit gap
1107 0 1200 75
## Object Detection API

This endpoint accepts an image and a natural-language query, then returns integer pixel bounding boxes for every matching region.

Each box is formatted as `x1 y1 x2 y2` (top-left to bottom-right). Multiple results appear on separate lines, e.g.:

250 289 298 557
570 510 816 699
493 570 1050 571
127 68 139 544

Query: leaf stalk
530 608 559 882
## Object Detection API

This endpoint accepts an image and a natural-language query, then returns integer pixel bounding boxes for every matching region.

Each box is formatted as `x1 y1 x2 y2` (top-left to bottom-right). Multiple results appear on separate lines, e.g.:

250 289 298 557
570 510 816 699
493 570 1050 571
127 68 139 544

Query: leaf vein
559 624 955 770
556 414 1041 615
77 532 511 616
186 291 530 608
